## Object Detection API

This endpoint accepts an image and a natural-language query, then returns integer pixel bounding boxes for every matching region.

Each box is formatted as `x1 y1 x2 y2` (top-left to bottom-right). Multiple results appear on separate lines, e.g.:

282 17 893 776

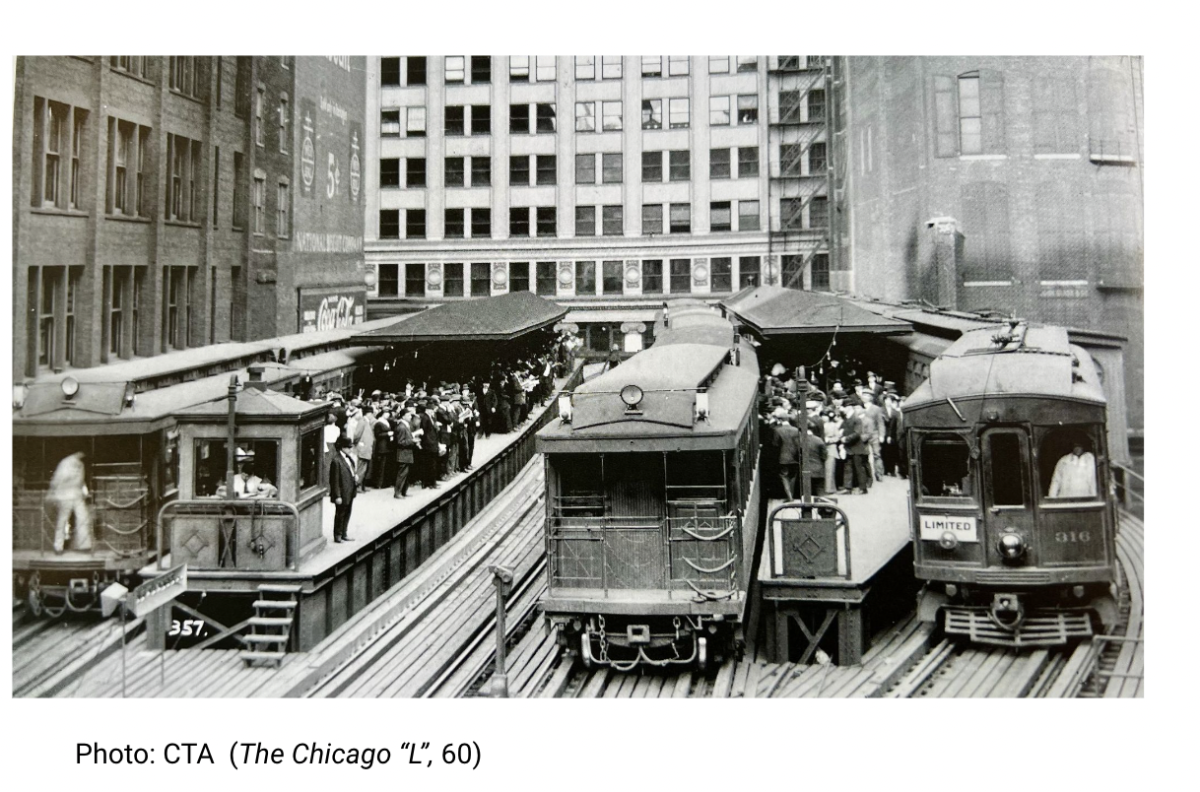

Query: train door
980 428 1036 568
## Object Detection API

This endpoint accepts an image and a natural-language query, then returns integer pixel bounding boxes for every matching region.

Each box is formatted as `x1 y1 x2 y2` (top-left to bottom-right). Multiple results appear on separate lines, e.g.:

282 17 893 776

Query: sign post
120 564 188 697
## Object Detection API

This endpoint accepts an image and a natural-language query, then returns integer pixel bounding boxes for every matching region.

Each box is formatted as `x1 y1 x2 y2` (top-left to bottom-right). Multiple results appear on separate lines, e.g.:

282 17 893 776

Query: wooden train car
903 322 1119 647
536 303 761 669
12 331 384 617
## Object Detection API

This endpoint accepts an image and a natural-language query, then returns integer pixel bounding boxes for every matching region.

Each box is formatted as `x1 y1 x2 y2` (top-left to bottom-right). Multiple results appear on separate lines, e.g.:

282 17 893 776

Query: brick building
11 56 368 381
840 56 1144 432
363 56 835 355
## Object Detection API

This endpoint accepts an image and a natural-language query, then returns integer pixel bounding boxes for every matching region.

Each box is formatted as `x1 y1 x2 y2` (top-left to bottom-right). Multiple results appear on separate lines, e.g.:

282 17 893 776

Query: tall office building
840 56 1144 432
11 56 369 381
363 56 835 353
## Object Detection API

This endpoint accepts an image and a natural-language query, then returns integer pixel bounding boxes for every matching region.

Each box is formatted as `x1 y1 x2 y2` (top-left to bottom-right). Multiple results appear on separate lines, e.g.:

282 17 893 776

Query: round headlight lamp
620 384 644 409
998 531 1026 560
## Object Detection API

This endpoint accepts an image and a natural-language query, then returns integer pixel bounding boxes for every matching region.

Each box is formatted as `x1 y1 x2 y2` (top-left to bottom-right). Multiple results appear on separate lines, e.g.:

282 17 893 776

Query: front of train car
903 323 1118 648
536 305 761 670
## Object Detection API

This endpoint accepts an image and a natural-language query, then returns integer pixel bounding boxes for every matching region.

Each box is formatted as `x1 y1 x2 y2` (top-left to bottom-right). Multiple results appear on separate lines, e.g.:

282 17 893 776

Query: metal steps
241 584 301 667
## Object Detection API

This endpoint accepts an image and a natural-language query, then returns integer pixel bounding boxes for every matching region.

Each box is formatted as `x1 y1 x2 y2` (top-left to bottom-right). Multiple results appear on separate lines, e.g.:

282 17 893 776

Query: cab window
1040 427 1099 500
986 432 1026 507
194 439 280 499
917 433 974 502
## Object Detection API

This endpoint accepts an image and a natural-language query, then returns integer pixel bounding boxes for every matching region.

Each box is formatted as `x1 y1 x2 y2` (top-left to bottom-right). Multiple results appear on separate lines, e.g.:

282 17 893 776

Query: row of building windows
33 96 290 237
379 147 761 189
380 56 763 88
27 263 210 371
426 99 762 136
379 90 824 140
377 196 804 240
376 255 792 299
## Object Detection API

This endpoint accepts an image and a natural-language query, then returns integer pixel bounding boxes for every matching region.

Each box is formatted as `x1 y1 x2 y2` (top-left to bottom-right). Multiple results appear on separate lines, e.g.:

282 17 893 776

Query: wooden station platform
757 476 913 665
141 381 567 653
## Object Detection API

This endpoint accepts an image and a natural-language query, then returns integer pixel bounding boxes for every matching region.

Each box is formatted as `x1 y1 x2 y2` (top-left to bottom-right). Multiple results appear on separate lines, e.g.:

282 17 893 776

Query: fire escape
767 56 833 291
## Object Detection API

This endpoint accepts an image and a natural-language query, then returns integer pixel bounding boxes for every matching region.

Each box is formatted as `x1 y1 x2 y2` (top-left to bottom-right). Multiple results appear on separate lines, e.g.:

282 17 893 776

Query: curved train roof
538 306 759 451
903 324 1106 410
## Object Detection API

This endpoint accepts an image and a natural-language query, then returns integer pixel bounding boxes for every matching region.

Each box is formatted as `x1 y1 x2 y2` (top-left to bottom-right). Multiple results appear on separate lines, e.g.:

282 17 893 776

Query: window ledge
963 280 1013 287
29 206 89 219
959 154 1008 161
1089 153 1137 166
111 69 155 87
164 219 203 229
168 89 205 105
105 213 152 224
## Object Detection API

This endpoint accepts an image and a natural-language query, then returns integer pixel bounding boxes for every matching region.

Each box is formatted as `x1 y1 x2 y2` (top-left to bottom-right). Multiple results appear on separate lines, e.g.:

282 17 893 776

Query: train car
903 322 1119 647
12 330 386 617
536 303 761 670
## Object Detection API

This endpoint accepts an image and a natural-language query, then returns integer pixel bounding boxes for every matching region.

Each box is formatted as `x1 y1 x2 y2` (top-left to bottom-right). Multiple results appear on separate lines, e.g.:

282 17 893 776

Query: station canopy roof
721 285 911 336
356 292 567 344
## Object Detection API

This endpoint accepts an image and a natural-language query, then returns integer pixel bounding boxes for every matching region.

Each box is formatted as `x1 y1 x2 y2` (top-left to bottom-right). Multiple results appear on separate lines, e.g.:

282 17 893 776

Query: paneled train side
536 303 761 670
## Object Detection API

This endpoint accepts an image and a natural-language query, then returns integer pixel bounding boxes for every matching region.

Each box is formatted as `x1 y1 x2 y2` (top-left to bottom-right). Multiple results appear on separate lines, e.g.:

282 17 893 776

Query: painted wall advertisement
299 287 367 333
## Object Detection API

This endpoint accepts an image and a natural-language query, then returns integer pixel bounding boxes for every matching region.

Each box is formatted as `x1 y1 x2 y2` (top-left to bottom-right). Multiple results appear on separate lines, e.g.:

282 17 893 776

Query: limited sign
126 564 187 617
919 514 979 543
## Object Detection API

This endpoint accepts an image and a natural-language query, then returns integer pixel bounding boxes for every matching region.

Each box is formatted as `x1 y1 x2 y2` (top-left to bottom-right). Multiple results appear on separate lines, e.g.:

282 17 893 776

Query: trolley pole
797 366 811 499
490 565 514 698
225 375 239 500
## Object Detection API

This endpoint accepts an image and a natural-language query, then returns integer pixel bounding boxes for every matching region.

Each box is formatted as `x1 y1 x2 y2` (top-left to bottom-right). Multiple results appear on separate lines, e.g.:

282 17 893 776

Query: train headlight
945 584 958 598
620 384 644 410
938 531 959 550
998 532 1026 560
61 376 80 399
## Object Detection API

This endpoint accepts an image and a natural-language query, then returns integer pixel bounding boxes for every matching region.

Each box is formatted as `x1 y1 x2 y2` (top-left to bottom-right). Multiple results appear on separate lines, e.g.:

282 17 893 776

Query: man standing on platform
329 436 358 543
418 400 442 490
770 408 802 501
392 402 417 498
861 390 886 482
478 381 497 438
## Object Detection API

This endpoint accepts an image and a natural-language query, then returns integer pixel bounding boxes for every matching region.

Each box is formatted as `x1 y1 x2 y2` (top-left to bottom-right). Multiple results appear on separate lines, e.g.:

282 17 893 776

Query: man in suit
418 400 442 489
840 401 872 494
392 402 417 498
860 390 886 482
478 382 497 437
329 436 358 543
769 408 803 501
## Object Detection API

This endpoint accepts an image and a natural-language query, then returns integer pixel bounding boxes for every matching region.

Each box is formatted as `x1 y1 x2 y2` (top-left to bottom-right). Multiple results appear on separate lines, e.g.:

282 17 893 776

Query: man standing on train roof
329 436 358 543
1048 443 1098 499
49 451 91 554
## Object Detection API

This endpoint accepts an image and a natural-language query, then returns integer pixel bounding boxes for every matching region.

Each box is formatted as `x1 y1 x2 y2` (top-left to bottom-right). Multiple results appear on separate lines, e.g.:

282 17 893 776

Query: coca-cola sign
299 288 366 333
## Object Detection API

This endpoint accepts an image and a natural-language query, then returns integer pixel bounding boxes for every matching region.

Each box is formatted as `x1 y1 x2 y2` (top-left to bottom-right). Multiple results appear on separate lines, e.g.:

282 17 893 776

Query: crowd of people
760 365 907 500
312 339 574 542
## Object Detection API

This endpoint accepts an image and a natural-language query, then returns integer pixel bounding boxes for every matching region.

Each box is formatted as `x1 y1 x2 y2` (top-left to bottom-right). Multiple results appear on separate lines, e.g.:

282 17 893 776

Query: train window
917 433 974 501
1039 427 1099 500
194 439 280 499
299 429 323 492
986 432 1026 507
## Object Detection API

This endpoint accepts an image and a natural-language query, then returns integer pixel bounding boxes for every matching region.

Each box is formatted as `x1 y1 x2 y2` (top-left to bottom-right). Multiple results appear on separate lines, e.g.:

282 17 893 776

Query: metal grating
944 607 1093 648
